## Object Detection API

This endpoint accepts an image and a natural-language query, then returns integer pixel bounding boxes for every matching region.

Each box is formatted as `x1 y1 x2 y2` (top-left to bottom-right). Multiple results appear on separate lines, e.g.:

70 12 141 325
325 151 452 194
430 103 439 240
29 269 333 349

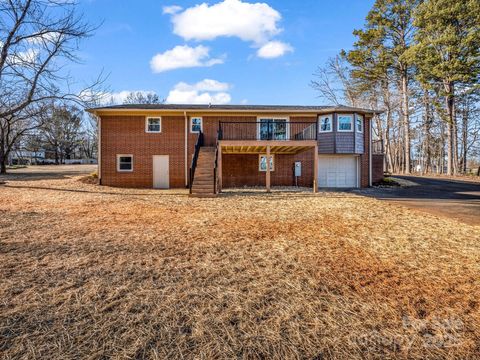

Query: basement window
146 117 161 133
259 154 274 172
190 117 203 133
117 154 133 172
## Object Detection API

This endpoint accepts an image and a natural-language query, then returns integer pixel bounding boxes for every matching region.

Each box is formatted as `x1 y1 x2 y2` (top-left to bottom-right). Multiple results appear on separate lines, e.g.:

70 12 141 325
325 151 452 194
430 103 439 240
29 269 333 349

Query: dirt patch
1 177 479 359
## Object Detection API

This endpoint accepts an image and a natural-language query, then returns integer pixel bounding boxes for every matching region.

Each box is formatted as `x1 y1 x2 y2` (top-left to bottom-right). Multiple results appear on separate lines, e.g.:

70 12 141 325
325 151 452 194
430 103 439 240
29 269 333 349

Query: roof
87 104 382 115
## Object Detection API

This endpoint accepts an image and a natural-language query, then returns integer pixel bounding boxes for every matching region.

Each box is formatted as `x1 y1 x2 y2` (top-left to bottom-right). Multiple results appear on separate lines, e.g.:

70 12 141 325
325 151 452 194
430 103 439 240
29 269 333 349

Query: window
356 115 364 133
318 115 332 132
146 117 161 133
337 115 353 132
257 118 289 140
117 155 133 172
259 154 274 171
190 117 203 133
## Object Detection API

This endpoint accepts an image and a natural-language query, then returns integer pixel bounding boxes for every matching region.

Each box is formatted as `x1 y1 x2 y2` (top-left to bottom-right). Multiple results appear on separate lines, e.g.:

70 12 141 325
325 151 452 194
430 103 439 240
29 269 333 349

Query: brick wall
372 154 384 184
101 115 186 188
359 117 371 188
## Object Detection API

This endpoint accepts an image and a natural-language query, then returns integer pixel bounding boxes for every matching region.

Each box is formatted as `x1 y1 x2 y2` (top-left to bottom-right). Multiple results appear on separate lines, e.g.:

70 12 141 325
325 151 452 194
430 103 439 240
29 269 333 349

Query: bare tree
80 112 97 160
123 91 163 105
38 104 83 164
0 0 103 173
311 56 359 106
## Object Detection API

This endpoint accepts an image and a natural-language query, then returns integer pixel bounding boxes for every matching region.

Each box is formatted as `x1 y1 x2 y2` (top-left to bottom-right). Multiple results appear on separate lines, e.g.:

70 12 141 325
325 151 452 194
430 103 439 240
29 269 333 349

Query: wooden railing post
266 145 271 193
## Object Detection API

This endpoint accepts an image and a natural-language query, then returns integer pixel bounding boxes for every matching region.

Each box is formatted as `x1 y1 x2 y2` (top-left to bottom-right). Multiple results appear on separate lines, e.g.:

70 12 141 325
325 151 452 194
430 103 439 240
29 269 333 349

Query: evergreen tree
347 0 419 174
407 0 480 174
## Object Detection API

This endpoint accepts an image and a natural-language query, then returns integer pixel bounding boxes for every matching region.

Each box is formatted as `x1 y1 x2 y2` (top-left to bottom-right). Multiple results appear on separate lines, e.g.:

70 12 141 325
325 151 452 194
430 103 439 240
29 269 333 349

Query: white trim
184 111 188 187
256 116 290 140
117 154 133 172
145 117 162 133
337 114 353 132
356 114 364 133
259 154 275 172
357 155 360 188
318 114 333 133
97 115 101 183
190 116 203 133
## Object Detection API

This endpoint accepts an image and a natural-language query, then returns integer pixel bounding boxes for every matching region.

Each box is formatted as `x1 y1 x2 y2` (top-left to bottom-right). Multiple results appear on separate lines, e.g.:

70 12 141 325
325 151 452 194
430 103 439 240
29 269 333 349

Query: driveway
359 175 480 226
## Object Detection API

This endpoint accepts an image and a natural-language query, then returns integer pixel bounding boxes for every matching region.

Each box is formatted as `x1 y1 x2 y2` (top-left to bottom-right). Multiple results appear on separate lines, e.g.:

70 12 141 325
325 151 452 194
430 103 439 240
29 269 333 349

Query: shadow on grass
3 184 190 197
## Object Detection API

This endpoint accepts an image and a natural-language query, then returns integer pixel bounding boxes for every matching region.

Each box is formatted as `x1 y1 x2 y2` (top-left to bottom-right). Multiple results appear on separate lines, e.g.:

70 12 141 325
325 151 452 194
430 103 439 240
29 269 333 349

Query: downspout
184 111 188 187
369 117 372 187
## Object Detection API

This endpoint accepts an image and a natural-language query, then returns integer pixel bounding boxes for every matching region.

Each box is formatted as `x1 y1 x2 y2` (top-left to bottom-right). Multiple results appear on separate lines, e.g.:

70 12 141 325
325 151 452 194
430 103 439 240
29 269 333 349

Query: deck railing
218 121 318 141
372 139 384 155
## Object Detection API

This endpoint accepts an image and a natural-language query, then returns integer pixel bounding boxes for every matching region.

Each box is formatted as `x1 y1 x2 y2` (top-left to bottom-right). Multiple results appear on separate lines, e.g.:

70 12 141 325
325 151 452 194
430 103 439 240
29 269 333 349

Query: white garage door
318 155 358 188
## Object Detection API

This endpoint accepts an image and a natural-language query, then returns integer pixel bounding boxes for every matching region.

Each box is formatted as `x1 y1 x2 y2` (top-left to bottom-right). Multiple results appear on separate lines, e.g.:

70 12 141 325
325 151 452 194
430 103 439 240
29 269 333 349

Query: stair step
193 180 213 184
189 193 217 198
192 184 214 189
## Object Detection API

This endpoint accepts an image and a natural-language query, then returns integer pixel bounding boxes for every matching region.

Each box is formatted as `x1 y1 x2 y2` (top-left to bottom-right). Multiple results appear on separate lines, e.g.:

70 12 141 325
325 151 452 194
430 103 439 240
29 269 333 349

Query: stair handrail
189 131 204 193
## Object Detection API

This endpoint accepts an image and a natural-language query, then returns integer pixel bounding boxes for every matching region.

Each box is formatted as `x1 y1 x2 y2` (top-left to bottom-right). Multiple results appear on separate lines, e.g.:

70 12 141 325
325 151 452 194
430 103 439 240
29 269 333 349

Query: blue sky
75 0 375 105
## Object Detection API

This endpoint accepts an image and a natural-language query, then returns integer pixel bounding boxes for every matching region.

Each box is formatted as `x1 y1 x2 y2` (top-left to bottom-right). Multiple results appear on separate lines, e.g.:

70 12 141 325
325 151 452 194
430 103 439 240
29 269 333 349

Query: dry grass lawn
1 177 479 359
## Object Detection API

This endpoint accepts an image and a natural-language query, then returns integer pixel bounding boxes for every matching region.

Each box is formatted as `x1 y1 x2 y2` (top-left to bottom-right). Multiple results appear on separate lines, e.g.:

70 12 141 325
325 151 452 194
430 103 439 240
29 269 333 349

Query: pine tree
408 0 480 175
346 0 419 174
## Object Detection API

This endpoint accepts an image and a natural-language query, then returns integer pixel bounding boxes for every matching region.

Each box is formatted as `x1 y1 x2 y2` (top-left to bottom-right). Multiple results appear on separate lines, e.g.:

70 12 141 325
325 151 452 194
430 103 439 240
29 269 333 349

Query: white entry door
153 155 169 189
318 155 358 188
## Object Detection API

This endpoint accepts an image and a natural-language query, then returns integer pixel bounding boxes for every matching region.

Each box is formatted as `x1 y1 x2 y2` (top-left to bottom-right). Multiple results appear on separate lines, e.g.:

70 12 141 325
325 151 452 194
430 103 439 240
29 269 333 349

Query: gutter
86 108 384 116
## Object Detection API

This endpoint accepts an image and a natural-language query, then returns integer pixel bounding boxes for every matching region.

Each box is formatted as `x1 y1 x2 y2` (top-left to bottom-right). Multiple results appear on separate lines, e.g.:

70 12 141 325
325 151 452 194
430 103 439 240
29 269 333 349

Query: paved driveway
359 175 480 226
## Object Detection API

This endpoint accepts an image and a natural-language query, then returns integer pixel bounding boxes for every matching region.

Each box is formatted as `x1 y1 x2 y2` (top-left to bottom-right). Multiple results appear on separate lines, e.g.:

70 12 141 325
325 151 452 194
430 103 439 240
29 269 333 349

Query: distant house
87 104 384 195
8 149 46 165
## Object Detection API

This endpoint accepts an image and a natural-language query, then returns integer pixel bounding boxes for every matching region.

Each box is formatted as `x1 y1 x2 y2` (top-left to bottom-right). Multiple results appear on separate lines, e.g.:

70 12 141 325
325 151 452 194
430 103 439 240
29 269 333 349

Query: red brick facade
223 151 314 188
99 113 373 189
101 115 186 188
372 154 385 184
360 118 371 187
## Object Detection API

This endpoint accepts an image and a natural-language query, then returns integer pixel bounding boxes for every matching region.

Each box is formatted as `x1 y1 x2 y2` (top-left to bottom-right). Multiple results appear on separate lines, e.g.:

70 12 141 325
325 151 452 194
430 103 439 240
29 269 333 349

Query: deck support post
313 145 318 193
266 145 271 193
218 145 222 192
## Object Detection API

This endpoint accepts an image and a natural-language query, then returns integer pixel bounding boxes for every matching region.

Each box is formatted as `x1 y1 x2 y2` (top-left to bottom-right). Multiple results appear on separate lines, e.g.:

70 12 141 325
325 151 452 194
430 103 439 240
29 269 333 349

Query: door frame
152 155 169 189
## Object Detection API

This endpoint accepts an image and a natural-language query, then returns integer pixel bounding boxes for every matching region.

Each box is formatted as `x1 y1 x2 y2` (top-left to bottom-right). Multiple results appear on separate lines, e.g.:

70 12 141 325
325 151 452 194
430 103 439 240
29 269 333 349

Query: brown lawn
0 177 479 359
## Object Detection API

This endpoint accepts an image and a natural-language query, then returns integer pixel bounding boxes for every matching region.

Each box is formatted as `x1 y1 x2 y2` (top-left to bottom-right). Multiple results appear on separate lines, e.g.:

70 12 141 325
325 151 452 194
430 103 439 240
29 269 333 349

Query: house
87 104 384 195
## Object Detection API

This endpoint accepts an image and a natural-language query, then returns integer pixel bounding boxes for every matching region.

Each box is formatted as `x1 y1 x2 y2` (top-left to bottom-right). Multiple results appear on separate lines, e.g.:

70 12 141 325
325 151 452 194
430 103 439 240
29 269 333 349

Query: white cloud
170 0 281 45
150 45 223 73
166 79 232 104
174 79 230 92
256 41 293 58
162 5 182 15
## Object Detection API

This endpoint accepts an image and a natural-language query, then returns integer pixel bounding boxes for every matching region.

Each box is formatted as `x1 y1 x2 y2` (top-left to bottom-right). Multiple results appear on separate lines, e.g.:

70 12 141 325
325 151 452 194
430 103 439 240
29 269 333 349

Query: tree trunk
401 72 411 174
461 102 468 173
0 140 6 174
444 81 455 175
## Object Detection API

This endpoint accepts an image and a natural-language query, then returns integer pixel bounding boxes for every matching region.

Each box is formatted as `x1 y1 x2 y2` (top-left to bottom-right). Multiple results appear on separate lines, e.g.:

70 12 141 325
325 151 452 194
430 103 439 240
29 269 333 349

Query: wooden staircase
190 147 216 197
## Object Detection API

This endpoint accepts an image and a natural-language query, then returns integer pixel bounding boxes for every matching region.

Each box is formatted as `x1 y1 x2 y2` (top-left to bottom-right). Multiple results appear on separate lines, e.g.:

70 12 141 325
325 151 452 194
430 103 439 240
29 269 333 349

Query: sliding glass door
258 118 289 140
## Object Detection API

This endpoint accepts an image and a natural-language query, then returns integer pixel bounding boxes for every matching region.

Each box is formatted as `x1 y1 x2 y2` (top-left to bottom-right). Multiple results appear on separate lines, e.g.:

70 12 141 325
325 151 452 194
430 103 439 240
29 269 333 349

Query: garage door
318 155 358 188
